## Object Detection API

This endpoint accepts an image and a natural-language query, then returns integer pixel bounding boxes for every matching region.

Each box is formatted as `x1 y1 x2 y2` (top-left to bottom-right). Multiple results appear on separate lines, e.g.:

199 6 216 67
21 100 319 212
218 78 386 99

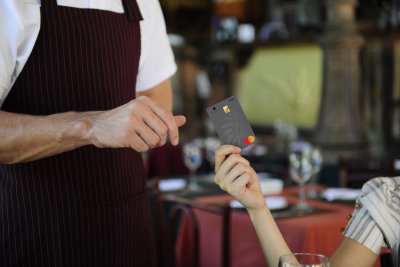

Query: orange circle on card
248 135 255 143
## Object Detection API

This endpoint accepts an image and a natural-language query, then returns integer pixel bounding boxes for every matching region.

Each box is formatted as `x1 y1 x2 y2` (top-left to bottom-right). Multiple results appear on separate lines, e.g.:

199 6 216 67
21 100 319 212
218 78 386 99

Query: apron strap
122 0 143 22
41 0 143 22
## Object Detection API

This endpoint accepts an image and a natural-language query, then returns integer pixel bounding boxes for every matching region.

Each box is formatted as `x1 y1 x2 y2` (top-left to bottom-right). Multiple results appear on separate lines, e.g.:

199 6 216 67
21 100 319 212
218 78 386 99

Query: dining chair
338 157 396 188
148 179 232 267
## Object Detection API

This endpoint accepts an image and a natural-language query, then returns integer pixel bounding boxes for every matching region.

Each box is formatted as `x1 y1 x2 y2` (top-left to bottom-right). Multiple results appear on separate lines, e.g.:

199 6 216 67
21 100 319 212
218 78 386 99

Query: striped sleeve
343 177 400 254
343 202 384 254
0 85 7 106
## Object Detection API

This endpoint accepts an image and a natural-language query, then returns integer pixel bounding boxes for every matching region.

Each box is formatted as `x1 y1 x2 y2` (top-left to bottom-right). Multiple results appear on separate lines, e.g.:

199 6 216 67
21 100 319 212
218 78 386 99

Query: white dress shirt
0 0 177 107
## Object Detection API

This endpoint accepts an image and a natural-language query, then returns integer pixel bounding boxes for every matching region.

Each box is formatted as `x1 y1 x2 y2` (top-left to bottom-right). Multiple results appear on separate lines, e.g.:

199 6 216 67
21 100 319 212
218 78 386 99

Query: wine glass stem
308 173 319 198
189 171 197 186
299 182 307 207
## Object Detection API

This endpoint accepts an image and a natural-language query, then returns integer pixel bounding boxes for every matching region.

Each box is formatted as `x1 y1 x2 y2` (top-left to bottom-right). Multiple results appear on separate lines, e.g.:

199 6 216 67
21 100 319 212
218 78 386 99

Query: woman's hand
214 145 267 211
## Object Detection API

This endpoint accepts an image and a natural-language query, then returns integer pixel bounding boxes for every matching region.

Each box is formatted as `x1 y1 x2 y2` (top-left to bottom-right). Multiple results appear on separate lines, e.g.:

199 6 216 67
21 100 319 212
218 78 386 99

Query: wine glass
279 253 330 267
205 137 221 170
289 151 313 211
307 147 323 198
182 140 203 192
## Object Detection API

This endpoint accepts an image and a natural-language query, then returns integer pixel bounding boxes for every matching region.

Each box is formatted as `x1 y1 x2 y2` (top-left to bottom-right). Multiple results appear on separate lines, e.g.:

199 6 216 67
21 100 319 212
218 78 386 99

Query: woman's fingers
215 145 241 172
214 145 260 198
218 162 254 190
215 153 250 184
227 172 252 195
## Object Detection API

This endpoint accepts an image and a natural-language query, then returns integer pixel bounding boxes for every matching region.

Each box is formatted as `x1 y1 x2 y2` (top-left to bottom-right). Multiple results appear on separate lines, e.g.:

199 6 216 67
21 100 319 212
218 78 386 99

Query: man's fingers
140 97 180 146
135 122 162 148
174 115 186 128
127 132 150 152
138 105 169 146
154 115 185 147
215 145 241 172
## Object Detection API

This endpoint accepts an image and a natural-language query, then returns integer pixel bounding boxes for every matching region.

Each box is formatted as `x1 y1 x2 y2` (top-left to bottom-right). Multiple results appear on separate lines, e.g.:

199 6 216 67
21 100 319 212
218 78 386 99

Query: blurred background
146 0 400 188
148 2 400 266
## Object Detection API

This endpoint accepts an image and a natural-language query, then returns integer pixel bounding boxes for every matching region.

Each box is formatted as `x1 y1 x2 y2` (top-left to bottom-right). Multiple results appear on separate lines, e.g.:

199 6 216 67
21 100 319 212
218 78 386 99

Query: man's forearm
1 78 181 164
0 110 92 164
137 79 173 111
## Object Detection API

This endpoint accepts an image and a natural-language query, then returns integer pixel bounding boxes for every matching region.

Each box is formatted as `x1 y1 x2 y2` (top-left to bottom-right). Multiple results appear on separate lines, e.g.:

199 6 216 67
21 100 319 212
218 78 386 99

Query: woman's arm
331 238 377 267
215 145 292 267
214 145 380 267
247 206 293 267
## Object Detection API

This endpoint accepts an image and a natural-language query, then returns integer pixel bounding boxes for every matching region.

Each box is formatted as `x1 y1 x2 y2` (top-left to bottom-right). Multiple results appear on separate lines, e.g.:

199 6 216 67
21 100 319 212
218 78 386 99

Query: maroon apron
0 0 156 266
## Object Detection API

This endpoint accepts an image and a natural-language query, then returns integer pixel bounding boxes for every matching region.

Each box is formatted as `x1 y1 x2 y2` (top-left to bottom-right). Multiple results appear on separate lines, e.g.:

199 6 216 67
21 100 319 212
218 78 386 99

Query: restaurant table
172 186 382 267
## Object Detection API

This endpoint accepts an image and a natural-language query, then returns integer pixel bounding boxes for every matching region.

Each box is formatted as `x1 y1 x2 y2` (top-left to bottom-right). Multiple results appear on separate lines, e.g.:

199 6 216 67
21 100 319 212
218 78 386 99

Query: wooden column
314 0 367 162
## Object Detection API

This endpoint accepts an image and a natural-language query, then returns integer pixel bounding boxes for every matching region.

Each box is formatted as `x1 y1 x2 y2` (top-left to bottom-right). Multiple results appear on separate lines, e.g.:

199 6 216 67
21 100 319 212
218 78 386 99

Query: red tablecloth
175 188 381 267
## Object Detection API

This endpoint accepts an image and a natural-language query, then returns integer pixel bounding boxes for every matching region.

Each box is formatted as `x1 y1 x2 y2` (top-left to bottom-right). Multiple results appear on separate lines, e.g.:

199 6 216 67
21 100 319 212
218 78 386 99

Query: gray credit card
207 96 256 149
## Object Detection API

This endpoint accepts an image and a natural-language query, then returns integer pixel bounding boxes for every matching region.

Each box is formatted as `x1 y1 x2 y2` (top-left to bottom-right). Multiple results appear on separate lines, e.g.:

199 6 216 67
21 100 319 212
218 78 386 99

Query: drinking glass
182 140 203 191
289 151 313 211
279 253 330 267
204 137 221 170
307 147 323 198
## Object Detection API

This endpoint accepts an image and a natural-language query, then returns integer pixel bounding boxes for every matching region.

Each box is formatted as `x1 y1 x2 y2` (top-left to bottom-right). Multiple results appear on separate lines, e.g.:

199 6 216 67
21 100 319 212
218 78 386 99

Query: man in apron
0 0 185 266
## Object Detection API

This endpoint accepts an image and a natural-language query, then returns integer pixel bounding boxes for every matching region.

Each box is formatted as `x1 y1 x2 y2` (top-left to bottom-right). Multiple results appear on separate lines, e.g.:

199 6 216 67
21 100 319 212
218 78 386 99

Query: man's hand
88 96 186 152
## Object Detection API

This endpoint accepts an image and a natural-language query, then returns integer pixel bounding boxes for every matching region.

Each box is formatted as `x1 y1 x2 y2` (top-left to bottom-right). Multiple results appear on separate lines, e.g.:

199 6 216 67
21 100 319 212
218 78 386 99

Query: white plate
230 196 288 210
158 178 186 192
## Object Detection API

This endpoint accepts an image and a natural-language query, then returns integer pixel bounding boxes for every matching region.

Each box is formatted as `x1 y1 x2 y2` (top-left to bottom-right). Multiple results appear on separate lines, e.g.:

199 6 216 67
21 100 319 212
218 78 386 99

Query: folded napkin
322 188 361 202
158 178 186 192
230 196 288 210
259 178 284 195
